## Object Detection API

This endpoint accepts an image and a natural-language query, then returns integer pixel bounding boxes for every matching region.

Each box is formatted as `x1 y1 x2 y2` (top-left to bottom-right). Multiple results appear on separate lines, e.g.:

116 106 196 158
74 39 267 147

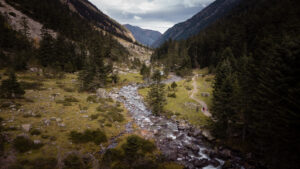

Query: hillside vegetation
152 0 300 168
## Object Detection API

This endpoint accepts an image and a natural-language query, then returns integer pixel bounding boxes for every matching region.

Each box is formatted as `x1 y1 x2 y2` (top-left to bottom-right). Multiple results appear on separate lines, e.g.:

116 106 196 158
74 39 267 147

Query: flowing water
106 75 243 169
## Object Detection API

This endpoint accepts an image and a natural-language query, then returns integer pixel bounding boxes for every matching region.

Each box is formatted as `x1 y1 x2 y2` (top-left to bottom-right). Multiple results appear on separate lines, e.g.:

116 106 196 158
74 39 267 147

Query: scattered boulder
42 119 51 126
50 117 56 121
210 159 221 167
220 149 232 159
185 143 199 154
33 140 41 144
82 115 89 118
194 159 209 168
58 123 66 127
56 118 62 122
164 150 177 161
201 92 210 97
96 88 108 98
21 124 31 132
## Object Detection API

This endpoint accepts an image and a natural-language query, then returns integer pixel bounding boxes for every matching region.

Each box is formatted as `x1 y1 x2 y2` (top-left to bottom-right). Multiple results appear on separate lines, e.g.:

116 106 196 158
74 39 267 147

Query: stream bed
108 76 244 169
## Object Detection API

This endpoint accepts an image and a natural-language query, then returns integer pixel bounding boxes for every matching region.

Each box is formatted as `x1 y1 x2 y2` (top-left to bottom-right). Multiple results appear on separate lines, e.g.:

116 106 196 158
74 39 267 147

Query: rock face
66 0 136 42
124 24 161 47
152 0 242 48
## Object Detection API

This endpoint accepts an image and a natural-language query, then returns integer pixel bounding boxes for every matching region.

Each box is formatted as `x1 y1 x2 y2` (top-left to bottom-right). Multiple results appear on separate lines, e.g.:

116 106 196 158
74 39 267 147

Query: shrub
122 135 156 160
69 129 107 144
20 81 43 90
31 157 57 169
63 102 72 106
13 136 43 153
105 123 112 127
185 86 192 90
63 154 85 169
64 96 79 102
104 111 124 123
86 95 98 103
96 106 105 112
167 93 176 98
102 148 123 165
30 129 41 135
175 112 181 116
0 72 25 98
90 114 100 120
63 87 75 92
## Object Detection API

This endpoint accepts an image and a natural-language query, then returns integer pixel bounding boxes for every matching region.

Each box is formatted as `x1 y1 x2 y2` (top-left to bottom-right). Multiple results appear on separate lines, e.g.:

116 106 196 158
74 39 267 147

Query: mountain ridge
124 24 161 47
152 0 242 48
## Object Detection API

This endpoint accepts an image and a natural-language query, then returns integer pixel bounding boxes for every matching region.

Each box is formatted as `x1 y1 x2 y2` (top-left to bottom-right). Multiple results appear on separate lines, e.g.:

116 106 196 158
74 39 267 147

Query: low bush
101 135 156 168
13 136 43 153
63 87 75 92
30 157 57 169
69 129 107 144
105 123 112 127
167 93 176 98
185 86 192 90
64 96 79 102
63 154 85 169
20 81 43 90
90 114 100 120
63 102 72 106
30 129 41 135
86 95 98 103
103 111 124 123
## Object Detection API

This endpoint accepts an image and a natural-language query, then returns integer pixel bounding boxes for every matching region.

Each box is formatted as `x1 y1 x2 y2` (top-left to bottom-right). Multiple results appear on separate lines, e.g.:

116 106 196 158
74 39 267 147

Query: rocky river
107 76 245 169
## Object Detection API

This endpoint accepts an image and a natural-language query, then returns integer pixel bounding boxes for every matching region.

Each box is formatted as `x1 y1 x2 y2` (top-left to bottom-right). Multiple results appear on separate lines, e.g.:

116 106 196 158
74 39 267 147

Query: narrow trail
190 75 212 117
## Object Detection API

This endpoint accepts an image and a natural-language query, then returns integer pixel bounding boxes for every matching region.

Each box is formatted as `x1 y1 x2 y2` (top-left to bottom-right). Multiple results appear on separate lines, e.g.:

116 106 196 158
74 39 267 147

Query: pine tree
0 72 25 98
147 70 166 116
171 82 177 91
140 64 151 82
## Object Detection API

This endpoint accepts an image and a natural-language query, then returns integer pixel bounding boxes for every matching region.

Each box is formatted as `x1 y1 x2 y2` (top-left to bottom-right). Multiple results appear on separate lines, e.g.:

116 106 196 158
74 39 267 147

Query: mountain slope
124 24 161 47
152 0 242 48
67 0 135 42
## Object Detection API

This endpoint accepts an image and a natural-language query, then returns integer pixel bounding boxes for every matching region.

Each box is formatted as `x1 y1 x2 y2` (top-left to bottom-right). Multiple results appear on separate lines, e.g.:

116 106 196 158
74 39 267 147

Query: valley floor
0 68 215 169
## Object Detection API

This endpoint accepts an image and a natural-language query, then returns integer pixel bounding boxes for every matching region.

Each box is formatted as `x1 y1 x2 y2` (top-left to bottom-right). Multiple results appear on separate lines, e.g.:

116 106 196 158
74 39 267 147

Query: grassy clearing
119 72 143 85
194 68 214 109
139 78 209 127
0 71 132 163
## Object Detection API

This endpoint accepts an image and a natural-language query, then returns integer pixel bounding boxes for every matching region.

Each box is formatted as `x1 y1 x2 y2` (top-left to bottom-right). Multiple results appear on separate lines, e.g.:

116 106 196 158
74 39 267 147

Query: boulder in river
194 159 209 168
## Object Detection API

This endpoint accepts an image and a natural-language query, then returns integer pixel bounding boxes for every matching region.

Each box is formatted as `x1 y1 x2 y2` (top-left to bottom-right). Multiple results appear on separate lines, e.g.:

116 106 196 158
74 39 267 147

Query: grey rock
194 159 209 168
34 140 41 144
50 117 56 121
21 124 31 132
96 88 108 98
58 123 66 127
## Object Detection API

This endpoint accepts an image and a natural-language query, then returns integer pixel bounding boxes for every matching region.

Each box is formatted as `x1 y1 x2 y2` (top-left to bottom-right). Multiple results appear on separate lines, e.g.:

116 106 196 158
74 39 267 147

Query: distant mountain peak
124 24 161 47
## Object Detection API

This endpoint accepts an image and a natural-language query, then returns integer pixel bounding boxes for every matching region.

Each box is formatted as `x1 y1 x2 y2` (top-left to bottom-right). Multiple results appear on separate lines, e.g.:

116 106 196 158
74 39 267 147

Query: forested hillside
152 0 300 168
152 0 242 48
0 0 130 73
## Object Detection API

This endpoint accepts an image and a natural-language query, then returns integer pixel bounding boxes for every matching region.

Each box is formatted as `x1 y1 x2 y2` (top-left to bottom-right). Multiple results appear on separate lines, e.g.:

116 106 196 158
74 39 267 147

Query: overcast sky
89 0 215 33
